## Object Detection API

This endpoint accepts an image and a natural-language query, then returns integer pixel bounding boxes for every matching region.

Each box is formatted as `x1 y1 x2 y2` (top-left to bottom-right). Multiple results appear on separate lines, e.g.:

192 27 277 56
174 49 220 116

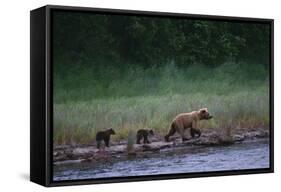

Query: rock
142 144 160 152
110 145 127 153
233 134 245 142
54 159 83 165
72 147 98 155
81 157 97 163
127 151 137 156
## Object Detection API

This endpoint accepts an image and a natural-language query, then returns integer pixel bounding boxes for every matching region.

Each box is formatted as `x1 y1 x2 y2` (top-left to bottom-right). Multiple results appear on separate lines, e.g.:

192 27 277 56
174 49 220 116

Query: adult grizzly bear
165 108 213 142
96 128 116 149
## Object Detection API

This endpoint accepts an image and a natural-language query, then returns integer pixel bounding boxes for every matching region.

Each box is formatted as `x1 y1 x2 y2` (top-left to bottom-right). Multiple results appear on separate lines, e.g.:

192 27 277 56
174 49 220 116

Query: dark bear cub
136 129 154 144
96 128 116 149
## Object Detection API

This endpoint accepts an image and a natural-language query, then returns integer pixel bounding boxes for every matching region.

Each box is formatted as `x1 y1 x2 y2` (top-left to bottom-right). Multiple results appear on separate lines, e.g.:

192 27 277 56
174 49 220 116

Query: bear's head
108 128 116 135
149 129 154 135
199 108 213 120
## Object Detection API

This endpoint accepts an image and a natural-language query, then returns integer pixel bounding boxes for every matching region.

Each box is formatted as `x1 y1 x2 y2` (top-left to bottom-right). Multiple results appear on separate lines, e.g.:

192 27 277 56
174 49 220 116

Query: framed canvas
30 5 274 187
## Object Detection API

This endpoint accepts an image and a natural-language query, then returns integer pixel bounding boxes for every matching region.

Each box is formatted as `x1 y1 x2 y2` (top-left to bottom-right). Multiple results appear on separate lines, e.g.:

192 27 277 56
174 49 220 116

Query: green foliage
54 62 268 103
53 11 270 67
53 63 269 145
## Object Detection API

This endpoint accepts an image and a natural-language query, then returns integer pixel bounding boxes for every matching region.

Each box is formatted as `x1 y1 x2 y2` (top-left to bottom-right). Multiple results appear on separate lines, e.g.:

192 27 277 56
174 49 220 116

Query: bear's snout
204 113 213 120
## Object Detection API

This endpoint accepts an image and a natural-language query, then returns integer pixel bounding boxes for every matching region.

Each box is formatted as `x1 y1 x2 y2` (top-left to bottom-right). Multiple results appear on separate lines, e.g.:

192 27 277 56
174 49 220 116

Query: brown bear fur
165 108 213 142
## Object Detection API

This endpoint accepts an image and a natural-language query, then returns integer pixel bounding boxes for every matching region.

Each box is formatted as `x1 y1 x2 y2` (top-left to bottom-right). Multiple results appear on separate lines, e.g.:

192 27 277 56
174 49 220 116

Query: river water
53 139 270 181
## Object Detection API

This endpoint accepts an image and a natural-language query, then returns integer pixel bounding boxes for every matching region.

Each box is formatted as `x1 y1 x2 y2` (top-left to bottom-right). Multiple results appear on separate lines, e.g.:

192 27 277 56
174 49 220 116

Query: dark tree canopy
53 11 270 69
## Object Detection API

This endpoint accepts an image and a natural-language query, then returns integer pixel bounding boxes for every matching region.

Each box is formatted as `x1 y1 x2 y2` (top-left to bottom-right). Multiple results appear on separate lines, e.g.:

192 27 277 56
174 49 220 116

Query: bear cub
96 128 116 149
136 129 154 144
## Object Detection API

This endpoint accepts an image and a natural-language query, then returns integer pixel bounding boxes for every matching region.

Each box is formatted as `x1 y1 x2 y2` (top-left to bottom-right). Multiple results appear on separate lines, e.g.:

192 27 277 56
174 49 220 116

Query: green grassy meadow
53 63 269 145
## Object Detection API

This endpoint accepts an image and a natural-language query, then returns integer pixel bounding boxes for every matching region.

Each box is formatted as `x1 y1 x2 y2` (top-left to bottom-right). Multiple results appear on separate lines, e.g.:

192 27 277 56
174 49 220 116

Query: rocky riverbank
53 127 269 165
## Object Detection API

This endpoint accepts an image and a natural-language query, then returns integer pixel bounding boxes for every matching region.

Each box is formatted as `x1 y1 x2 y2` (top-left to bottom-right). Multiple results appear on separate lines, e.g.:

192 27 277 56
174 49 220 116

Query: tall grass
53 62 269 145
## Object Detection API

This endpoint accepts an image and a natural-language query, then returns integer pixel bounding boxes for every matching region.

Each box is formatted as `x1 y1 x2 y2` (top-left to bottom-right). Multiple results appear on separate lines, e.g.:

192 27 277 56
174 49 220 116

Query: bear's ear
110 128 116 134
200 108 208 113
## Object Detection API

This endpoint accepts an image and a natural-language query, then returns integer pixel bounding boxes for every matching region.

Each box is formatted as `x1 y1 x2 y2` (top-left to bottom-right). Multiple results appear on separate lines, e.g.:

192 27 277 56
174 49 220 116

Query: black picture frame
30 5 274 187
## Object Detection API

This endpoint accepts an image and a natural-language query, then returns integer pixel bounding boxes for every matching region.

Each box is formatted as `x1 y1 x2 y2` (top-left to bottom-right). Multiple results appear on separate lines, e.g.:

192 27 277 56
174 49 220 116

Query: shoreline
53 127 269 166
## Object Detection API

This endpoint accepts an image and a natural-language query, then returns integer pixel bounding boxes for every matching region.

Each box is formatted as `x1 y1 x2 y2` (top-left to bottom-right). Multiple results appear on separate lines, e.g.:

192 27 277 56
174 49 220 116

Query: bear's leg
165 126 176 142
190 128 195 138
190 128 201 138
194 128 201 138
104 136 110 147
180 130 188 142
97 140 101 149
136 134 142 144
144 134 150 144
177 124 188 142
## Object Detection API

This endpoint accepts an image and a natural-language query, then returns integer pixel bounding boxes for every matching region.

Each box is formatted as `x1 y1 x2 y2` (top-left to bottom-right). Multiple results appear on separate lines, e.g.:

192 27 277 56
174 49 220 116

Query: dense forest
53 11 270 69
